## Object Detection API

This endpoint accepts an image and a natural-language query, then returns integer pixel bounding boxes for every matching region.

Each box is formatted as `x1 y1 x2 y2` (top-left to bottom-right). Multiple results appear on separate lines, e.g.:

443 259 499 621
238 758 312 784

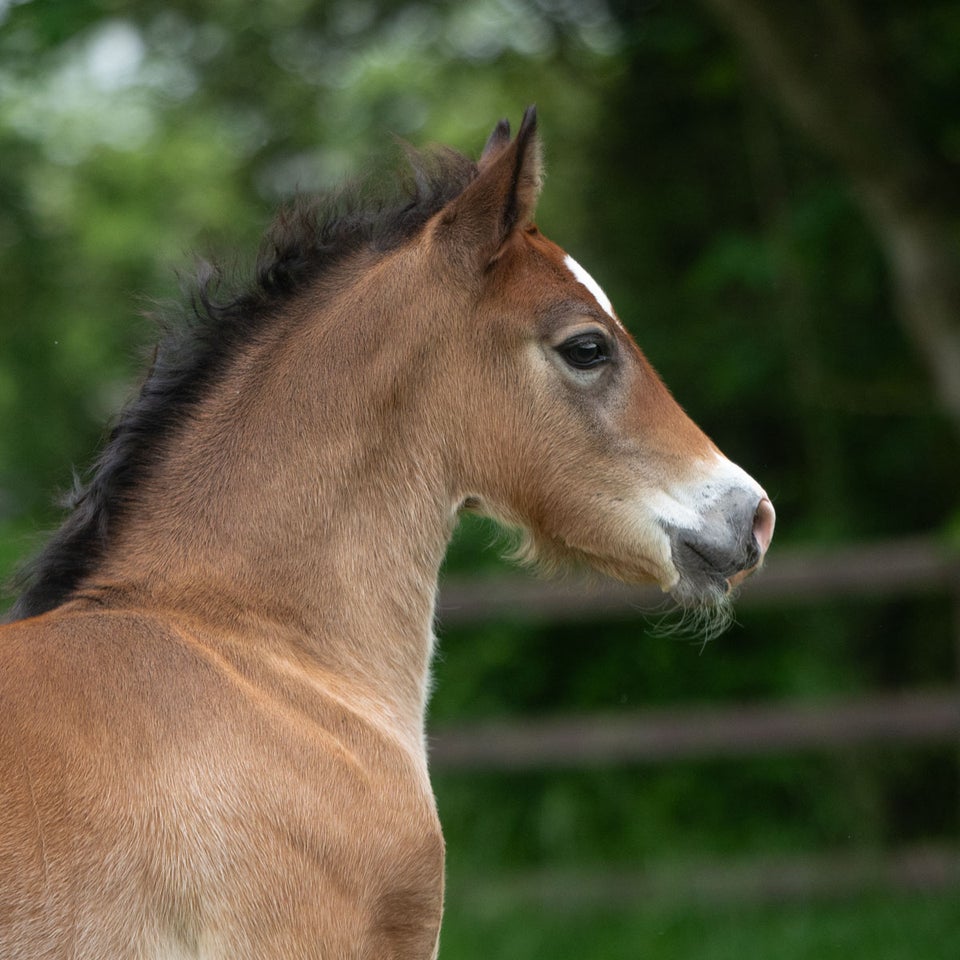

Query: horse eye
558 333 609 370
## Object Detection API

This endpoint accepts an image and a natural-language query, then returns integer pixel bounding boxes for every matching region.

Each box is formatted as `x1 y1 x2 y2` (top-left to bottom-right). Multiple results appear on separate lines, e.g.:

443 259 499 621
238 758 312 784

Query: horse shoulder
0 608 443 958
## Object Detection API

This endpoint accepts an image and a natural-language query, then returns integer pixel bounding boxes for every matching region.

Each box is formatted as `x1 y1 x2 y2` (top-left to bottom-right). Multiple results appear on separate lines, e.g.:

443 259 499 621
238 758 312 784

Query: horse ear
479 117 512 170
436 106 543 268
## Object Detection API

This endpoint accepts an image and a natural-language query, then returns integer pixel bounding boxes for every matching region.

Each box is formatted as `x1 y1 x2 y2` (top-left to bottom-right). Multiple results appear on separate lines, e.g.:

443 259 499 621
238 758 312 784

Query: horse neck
95 281 459 742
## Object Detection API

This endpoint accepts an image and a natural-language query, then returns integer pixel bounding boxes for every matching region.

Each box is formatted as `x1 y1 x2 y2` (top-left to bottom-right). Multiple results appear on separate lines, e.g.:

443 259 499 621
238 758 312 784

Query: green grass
438 888 960 959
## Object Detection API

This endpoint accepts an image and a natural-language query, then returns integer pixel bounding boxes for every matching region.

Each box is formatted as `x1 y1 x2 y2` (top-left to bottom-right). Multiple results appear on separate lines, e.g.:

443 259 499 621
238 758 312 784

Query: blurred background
1 0 958 956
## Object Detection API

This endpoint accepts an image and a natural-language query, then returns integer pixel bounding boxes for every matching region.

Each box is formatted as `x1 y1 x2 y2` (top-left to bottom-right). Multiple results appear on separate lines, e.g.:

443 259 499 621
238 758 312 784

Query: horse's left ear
435 106 543 269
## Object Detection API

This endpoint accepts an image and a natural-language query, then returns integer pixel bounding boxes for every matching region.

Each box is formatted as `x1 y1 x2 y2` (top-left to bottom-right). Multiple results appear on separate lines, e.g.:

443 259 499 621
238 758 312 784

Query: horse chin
668 568 731 609
658 578 735 643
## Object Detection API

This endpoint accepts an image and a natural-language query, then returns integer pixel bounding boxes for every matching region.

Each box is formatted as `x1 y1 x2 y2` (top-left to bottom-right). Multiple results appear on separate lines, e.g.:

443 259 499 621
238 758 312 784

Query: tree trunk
702 0 960 433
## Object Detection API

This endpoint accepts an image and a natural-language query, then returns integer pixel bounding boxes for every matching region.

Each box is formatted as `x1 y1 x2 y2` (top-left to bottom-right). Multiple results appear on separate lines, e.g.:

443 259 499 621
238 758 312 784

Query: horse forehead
562 254 617 321
524 232 621 326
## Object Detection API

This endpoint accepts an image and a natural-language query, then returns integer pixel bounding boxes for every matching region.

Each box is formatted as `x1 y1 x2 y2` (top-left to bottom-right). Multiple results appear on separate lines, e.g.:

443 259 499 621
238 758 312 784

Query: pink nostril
753 497 775 557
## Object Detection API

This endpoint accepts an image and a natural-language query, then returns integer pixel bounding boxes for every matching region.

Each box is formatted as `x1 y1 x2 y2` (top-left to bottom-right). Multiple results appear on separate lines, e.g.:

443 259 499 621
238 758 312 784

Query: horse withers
0 108 773 958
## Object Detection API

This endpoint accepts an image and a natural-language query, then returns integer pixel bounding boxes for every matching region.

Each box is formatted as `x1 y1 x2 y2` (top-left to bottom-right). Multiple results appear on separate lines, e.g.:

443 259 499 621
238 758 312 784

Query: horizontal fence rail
452 844 960 908
429 690 960 770
436 536 960 626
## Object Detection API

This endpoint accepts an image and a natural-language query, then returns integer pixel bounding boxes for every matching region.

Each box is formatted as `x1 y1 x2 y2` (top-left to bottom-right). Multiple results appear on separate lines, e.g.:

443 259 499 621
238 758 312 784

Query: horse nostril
753 497 775 557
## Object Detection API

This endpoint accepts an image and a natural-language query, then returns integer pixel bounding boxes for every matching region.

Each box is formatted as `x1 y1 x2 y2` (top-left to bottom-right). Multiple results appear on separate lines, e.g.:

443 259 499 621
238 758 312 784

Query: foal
0 108 773 958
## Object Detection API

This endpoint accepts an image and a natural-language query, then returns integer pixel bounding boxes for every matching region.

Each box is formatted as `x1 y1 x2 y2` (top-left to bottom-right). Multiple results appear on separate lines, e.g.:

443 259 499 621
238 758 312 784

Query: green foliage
1 0 958 945
439 891 960 960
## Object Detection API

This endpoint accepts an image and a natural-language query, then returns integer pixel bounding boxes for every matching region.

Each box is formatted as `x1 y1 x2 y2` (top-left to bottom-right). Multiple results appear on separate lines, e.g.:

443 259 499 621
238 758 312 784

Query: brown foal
0 108 773 958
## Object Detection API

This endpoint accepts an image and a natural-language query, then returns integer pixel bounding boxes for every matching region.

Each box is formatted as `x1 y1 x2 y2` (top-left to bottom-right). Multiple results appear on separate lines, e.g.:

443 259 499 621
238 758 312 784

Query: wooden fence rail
452 844 960 908
430 690 960 770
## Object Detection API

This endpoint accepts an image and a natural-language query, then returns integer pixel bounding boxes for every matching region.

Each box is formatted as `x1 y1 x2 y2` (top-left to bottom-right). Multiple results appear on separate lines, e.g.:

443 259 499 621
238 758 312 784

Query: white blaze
564 254 618 323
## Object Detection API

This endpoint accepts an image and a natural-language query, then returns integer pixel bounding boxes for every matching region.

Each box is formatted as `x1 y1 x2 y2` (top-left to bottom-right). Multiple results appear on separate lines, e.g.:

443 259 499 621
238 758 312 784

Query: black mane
5 144 478 622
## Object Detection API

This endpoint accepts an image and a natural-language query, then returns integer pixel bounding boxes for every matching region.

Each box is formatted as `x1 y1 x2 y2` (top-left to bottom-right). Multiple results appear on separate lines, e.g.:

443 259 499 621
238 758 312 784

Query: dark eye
558 333 610 370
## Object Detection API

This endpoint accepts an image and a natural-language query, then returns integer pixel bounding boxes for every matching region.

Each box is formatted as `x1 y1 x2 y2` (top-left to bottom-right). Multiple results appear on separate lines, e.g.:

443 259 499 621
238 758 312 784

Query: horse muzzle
669 490 775 601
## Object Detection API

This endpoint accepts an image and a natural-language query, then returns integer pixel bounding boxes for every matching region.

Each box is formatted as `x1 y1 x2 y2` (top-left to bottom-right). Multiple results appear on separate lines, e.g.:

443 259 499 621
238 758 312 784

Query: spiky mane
5 144 479 621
